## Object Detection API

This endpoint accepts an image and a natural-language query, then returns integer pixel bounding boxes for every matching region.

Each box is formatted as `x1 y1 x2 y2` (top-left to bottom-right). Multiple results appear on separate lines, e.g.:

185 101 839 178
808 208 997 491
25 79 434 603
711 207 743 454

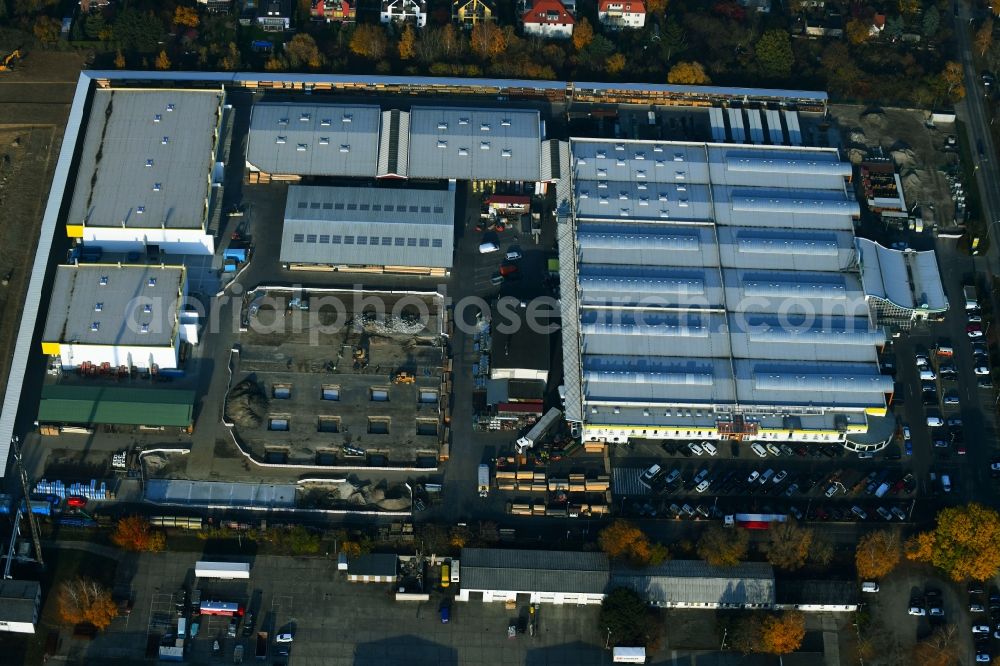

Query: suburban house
522 0 575 39
381 0 428 26
255 0 293 31
597 0 646 29
311 0 355 21
452 0 497 27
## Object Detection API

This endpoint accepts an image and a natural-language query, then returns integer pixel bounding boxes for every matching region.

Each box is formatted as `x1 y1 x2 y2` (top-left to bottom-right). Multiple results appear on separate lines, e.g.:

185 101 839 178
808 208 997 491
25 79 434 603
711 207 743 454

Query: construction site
224 288 450 468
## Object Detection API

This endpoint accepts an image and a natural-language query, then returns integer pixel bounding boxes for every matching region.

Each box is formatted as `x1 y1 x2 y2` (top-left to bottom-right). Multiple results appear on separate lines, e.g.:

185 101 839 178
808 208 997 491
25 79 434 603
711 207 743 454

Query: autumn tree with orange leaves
855 529 902 580
173 6 199 28
112 516 166 552
470 21 507 59
731 612 806 654
598 520 669 567
58 578 118 630
906 503 1000 581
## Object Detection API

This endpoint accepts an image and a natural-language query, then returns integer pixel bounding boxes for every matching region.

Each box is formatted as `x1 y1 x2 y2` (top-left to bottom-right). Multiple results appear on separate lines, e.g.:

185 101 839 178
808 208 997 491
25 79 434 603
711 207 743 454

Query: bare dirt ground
0 50 85 401
828 104 959 228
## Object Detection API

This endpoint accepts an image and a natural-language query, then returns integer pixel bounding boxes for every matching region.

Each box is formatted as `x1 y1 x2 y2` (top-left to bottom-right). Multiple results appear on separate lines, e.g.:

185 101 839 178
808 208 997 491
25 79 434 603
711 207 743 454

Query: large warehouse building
246 102 548 185
64 89 226 255
279 185 455 275
41 264 188 371
559 139 895 445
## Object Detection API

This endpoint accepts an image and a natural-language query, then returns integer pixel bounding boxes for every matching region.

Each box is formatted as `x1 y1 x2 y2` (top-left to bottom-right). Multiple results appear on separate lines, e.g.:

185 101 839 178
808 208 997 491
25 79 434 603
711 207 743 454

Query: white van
478 242 500 254
919 369 937 380
941 474 952 493
861 582 880 593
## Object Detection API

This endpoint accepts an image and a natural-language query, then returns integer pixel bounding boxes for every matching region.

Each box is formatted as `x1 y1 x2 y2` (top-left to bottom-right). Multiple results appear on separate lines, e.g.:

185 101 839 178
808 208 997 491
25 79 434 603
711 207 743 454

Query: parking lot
613 439 916 526
65 551 629 666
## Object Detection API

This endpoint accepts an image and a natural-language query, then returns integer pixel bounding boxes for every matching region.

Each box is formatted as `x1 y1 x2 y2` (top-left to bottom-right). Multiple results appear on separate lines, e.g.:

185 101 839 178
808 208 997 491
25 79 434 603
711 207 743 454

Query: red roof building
522 0 575 39
597 0 645 29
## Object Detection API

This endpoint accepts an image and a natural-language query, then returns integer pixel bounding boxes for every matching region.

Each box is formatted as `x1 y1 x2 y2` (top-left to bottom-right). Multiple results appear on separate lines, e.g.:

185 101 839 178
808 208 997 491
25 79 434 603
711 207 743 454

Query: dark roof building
457 548 609 604
347 554 399 583
612 560 776 608
774 578 859 612
0 580 41 633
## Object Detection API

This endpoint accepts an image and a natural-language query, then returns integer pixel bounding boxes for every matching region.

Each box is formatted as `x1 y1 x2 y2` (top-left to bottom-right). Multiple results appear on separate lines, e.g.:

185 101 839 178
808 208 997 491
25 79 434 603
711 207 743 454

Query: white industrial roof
42 264 185 348
247 102 382 177
279 185 454 268
66 89 223 230
855 238 948 313
565 139 886 420
407 107 541 181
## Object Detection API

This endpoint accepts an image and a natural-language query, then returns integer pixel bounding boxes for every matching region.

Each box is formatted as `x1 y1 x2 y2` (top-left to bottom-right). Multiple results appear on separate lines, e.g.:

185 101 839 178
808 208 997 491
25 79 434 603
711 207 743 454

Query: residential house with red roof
311 0 355 22
597 0 645 29
522 0 575 39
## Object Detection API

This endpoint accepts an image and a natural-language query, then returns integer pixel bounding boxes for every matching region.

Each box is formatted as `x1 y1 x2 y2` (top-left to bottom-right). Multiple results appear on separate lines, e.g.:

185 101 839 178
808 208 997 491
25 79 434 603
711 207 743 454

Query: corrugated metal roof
279 186 454 268
732 194 860 216
461 548 610 595
612 560 775 606
855 238 948 312
37 385 195 427
66 89 223 230
754 372 894 393
555 143 583 423
42 265 185 348
376 109 409 178
727 156 852 177
247 102 381 177
407 107 541 181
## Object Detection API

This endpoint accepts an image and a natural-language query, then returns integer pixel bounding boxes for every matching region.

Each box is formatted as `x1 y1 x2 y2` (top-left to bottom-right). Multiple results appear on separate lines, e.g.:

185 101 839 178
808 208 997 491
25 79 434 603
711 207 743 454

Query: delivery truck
478 464 490 498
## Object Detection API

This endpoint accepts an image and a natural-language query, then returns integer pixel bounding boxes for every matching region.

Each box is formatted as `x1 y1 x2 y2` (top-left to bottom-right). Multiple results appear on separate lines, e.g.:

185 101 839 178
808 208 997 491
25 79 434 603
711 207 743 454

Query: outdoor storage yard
226 288 449 467
828 104 961 229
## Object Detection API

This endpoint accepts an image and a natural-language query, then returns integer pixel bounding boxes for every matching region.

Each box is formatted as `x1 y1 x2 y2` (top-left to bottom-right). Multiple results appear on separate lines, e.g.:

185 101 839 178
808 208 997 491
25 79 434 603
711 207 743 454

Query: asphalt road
955 1 1000 258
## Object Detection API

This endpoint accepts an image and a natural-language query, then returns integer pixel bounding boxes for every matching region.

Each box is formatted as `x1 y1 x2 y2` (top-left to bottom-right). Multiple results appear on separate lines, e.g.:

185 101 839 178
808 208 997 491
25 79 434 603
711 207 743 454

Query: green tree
922 5 940 38
600 587 661 648
755 29 794 78
885 14 905 39
660 17 687 62
84 13 105 39
114 8 163 52
33 15 61 44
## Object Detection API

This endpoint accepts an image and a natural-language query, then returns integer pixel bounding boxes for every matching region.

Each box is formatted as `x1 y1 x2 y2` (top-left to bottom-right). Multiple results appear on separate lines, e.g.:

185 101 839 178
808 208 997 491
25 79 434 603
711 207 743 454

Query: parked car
701 442 718 456
851 506 869 520
765 443 782 457
891 506 907 520
695 480 711 493
927 416 944 427
504 249 522 261
772 470 788 484
905 441 913 456
876 507 893 521
944 393 960 405
973 625 991 634
688 442 705 456
750 443 768 458
663 469 681 485
975 364 991 375
747 470 760 484
968 324 984 338
639 464 663 487
908 597 926 616
66 496 87 508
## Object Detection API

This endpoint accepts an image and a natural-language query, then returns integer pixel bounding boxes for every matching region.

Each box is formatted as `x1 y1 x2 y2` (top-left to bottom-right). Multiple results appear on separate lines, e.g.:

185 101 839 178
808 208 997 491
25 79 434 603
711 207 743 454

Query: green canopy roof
38 385 195 427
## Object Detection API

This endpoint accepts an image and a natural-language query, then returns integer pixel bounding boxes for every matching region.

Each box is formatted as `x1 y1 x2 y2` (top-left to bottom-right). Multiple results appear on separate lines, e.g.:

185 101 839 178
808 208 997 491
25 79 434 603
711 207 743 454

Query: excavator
0 49 24 72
